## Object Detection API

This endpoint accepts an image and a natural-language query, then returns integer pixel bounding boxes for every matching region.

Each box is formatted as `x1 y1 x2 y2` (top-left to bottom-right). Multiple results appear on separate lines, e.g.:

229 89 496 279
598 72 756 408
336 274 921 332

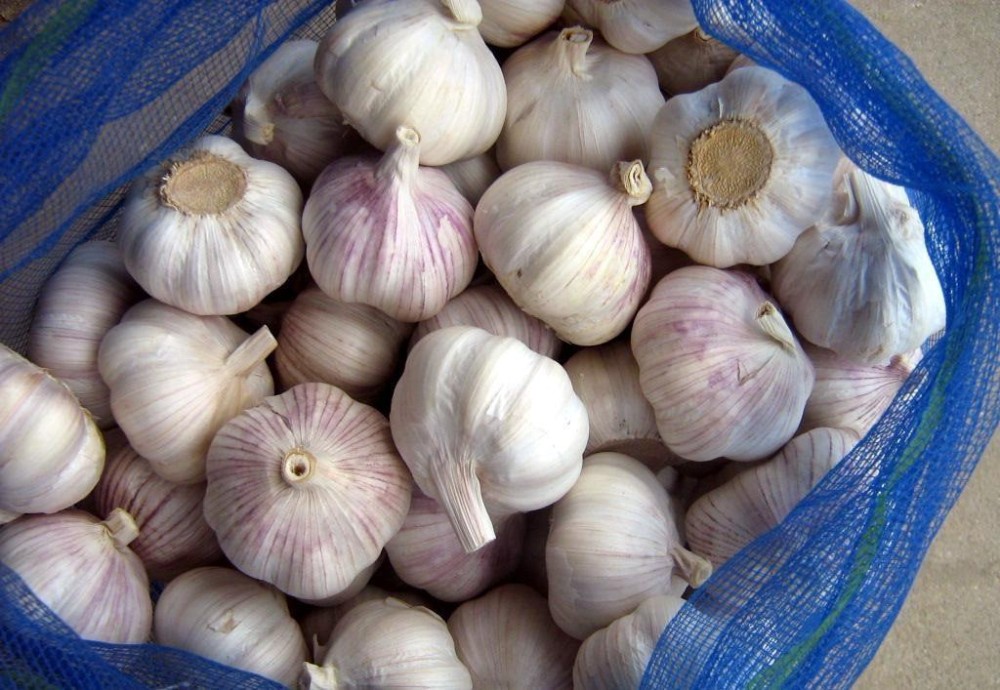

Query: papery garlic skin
497 28 665 173
475 160 652 346
566 0 698 54
300 585 433 654
391 326 588 553
98 299 276 485
204 383 411 603
440 151 502 206
315 0 506 166
303 126 478 322
631 267 815 462
119 135 303 316
478 0 564 47
155 566 308 687
0 344 104 515
0 509 151 643
646 28 741 95
27 241 142 428
448 584 579 690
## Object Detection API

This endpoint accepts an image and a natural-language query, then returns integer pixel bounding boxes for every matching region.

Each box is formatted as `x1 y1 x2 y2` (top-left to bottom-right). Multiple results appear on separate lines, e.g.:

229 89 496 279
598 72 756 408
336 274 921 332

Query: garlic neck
441 0 482 27
671 545 712 587
300 662 343 690
612 160 653 207
375 126 422 187
755 302 797 351
159 151 248 215
556 27 594 77
431 460 497 553
241 95 275 146
282 449 316 485
848 167 899 241
102 507 140 550
223 326 278 379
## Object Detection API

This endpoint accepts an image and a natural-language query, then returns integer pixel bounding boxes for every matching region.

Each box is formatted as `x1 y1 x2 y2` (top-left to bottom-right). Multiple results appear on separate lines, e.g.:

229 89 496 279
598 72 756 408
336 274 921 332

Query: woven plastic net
0 1 997 688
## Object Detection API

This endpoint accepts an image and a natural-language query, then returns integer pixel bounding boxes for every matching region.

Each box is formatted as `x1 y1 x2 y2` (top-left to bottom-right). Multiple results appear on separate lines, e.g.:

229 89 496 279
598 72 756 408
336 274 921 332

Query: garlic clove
565 0 699 54
646 27 741 96
478 0 565 48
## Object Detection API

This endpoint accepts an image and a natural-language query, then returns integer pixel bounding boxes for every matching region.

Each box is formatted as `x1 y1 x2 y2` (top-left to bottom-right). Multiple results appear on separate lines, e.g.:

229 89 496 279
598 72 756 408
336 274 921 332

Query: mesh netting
0 0 997 688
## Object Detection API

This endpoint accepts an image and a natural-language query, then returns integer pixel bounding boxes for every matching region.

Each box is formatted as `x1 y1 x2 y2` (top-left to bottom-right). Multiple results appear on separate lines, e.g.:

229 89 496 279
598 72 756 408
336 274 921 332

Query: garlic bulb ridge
478 0 565 48
565 0 698 54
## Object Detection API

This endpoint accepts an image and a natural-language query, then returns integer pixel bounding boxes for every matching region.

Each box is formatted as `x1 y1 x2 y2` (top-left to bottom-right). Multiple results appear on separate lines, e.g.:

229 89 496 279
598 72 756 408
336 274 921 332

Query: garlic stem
223 326 278 378
300 662 342 690
441 0 483 27
557 27 594 77
671 545 712 587
282 449 316 484
755 302 797 351
612 160 653 206
102 507 140 549
850 167 899 240
431 460 497 553
241 96 275 146
375 126 421 186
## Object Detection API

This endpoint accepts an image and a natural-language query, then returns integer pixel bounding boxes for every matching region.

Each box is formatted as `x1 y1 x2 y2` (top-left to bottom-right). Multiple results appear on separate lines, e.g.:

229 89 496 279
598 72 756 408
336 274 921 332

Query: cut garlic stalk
646 27 741 95
565 0 698 54
478 0 564 47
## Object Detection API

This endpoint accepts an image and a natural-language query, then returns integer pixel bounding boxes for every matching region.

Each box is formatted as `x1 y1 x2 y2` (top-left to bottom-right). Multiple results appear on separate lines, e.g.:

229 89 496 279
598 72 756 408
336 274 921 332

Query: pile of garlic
0 0 947 686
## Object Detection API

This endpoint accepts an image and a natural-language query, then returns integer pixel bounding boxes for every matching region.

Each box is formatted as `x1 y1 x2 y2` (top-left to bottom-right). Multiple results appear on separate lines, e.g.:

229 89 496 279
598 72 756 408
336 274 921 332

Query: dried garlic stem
375 126 421 186
441 0 482 27
224 327 278 378
671 545 713 588
300 662 342 689
102 508 140 549
755 302 797 351
558 27 594 76
432 460 497 553
612 160 653 206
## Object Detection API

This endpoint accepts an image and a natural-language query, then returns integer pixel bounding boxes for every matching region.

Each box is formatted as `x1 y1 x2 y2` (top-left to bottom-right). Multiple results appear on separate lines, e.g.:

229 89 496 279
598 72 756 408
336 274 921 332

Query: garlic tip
432 461 497 553
672 545 713 588
755 302 797 351
224 326 278 378
102 507 140 550
613 160 653 206
300 661 341 690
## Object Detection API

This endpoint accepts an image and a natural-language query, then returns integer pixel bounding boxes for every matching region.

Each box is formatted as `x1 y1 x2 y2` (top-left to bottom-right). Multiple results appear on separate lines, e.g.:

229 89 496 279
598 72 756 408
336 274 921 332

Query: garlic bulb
645 66 841 267
573 594 686 689
0 344 104 515
385 486 525 602
475 160 652 346
547 452 710 639
302 597 472 689
497 27 665 173
478 0 564 47
98 299 275 484
93 441 222 581
771 160 947 363
0 508 19 525
232 39 362 185
204 382 412 603
154 566 308 686
0 509 151 643
646 27 741 95
275 286 413 401
303 126 478 322
440 151 502 206
448 584 579 689
565 0 698 54
119 135 303 316
300 585 432 653
390 326 588 553
685 427 861 567
409 283 562 360
315 0 506 166
631 267 815 462
27 240 142 428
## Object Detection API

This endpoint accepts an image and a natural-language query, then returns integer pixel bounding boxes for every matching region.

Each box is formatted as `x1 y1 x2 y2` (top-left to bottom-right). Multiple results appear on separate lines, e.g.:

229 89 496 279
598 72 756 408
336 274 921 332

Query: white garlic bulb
448 584 579 689
204 382 412 604
98 299 276 484
0 509 151 643
645 66 842 267
685 427 861 567
154 566 308 687
497 27 665 173
391 326 588 553
302 597 472 689
119 135 303 316
275 286 413 402
0 343 104 515
478 0 564 47
303 126 478 322
631 267 815 462
475 160 652 346
646 27 741 95
27 240 141 428
439 151 502 206
566 0 698 54
315 0 506 166
771 160 947 363
547 452 710 640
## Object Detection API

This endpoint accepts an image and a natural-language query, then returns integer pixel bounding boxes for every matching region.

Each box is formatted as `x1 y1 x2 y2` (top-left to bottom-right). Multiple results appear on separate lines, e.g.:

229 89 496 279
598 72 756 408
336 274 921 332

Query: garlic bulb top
315 0 506 166
0 344 104 515
646 27 741 95
566 0 698 54
98 300 276 484
478 0 565 47
390 326 588 553
119 135 304 316
645 66 841 267
497 27 665 173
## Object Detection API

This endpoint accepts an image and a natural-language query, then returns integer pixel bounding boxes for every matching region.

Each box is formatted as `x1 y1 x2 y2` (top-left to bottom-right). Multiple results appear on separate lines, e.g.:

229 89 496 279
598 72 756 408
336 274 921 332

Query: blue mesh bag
0 0 997 687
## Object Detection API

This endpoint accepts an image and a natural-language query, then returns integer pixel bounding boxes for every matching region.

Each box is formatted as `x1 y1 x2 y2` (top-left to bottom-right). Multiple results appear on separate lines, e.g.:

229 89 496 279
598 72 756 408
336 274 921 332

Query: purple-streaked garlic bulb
154 566 308 687
303 126 478 322
478 0 564 47
631 267 815 462
565 0 698 54
440 151 502 206
0 509 151 643
299 585 432 653
646 28 741 96
204 382 412 603
448 584 579 689
93 442 222 581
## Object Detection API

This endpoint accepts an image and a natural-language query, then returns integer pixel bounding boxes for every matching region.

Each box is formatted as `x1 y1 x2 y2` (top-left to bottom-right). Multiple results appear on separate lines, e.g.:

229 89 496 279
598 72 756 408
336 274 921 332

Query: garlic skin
646 27 741 95
475 160 652 346
566 0 698 54
303 126 478 322
478 0 564 47
645 66 841 267
0 508 19 524
686 427 861 568
275 286 413 402
440 151 502 206
27 240 142 428
631 267 815 462
573 594 686 690
303 597 472 689
119 135 304 316
390 326 588 553
93 442 222 581
204 382 412 604
98 299 276 485
497 28 665 173
0 344 104 515
547 452 710 640
0 509 151 643
154 566 308 687
771 160 947 363
448 584 579 690
315 0 506 166
300 585 432 654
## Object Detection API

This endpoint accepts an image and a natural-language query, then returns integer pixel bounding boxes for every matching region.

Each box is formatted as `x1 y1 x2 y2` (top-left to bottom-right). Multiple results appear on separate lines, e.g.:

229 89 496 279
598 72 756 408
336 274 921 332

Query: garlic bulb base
300 662 341 690
223 326 278 378
159 152 248 215
672 545 713 587
687 118 774 210
433 462 497 553
102 508 140 549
